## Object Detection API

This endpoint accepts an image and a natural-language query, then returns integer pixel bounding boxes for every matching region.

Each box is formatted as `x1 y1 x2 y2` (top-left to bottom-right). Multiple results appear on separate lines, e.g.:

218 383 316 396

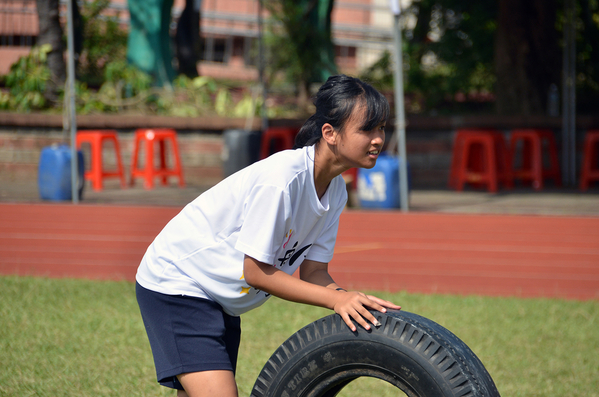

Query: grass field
1 276 598 396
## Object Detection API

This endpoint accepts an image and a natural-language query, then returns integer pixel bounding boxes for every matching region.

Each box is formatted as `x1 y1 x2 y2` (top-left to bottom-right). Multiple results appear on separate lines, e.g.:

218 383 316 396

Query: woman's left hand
366 294 402 312
331 290 401 332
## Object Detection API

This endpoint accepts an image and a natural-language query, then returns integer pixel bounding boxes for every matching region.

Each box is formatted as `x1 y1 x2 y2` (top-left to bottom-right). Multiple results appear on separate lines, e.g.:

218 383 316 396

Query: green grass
1 276 598 397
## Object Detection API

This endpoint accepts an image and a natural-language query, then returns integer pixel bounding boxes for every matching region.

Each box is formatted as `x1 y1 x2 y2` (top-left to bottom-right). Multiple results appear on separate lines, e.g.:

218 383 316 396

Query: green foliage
262 0 337 102
76 0 129 87
0 90 10 110
72 68 266 119
0 0 292 118
104 60 152 92
567 0 599 113
0 48 268 118
359 50 394 92
232 93 263 118
1 276 598 396
366 0 598 115
261 11 305 87
399 0 497 114
2 0 597 117
1 45 53 111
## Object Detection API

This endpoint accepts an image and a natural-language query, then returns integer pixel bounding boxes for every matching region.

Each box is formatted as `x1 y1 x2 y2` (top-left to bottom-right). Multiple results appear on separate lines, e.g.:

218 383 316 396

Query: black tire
250 310 500 397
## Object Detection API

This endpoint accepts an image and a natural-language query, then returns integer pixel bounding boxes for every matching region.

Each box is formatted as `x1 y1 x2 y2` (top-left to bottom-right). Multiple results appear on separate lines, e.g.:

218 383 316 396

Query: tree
35 0 65 102
394 0 598 116
494 0 560 115
175 0 202 78
263 0 338 109
77 0 128 88
400 0 497 113
573 0 599 114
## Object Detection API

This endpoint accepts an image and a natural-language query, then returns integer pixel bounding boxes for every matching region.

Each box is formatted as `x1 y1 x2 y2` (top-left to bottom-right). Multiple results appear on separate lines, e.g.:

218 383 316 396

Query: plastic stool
130 128 185 189
342 168 358 190
260 127 299 159
509 129 561 190
580 130 599 191
449 129 511 193
76 130 126 191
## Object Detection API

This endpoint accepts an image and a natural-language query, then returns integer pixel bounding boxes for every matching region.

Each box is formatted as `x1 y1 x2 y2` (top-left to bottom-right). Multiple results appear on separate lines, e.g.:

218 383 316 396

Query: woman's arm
244 256 401 331
299 259 339 289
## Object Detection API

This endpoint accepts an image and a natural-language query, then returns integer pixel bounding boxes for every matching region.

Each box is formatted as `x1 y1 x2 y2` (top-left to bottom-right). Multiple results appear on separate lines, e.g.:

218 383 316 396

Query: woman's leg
177 370 238 397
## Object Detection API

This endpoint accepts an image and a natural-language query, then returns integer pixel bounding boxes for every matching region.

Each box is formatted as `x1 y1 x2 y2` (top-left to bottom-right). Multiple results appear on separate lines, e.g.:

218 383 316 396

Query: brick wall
403 130 454 188
0 129 225 187
0 128 455 189
5 113 594 190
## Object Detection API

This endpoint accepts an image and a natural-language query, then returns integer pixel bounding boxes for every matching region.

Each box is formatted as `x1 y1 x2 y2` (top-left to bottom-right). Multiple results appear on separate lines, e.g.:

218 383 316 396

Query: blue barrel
38 144 85 201
357 154 410 209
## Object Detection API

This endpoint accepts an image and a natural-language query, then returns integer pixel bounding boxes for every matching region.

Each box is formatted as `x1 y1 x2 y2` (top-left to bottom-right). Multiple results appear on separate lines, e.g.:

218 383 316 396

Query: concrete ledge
0 112 264 131
2 111 598 131
405 114 599 130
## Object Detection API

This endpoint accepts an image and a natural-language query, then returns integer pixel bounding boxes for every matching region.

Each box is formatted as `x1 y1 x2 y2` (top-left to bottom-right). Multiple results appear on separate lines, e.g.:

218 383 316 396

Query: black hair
293 74 390 149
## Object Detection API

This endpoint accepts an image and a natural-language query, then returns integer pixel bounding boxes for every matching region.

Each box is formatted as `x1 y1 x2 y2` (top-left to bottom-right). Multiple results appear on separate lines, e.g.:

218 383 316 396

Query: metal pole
258 0 268 132
391 0 409 211
562 0 576 186
567 0 576 185
561 0 569 185
66 0 78 203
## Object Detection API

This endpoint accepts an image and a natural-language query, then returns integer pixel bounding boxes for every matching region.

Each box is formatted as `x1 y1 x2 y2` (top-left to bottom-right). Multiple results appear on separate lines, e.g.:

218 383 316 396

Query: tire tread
250 311 500 397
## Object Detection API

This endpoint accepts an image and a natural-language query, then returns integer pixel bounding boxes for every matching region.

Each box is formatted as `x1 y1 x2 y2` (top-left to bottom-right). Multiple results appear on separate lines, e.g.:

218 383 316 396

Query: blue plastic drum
38 144 85 201
357 154 409 209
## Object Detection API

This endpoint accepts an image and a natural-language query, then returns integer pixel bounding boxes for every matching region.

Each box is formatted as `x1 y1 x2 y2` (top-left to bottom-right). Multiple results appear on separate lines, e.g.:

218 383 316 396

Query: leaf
191 76 211 89
214 88 232 116
232 95 256 118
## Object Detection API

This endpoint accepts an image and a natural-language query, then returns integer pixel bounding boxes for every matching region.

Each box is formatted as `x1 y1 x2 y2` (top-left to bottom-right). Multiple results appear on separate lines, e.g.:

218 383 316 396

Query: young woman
136 74 401 397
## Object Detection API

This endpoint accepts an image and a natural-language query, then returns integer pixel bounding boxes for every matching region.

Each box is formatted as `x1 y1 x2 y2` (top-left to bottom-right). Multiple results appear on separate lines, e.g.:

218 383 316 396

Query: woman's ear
321 123 337 146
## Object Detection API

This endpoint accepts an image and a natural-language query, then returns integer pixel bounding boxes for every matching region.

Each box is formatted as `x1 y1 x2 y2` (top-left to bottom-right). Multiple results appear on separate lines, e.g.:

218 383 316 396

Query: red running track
1 203 598 300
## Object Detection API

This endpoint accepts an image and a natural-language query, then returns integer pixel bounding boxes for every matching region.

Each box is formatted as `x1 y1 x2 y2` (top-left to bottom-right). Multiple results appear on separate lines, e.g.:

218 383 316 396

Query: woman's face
334 104 386 170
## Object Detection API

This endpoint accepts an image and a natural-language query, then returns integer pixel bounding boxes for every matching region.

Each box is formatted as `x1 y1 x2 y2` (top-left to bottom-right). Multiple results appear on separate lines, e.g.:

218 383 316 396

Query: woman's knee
177 370 238 397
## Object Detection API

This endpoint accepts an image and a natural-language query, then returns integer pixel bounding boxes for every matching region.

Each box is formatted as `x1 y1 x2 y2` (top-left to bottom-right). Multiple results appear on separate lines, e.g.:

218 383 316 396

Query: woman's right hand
332 290 401 332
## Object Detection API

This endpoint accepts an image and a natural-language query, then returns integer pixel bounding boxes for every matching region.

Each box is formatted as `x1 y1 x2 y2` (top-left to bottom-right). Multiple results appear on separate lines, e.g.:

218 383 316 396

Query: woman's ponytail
293 114 323 149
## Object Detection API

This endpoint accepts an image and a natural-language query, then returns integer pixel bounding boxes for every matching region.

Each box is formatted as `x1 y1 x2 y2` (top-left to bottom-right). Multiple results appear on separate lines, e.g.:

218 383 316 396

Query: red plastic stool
509 129 561 190
449 129 511 193
580 130 599 191
130 128 185 189
76 130 126 191
342 168 358 190
260 127 299 159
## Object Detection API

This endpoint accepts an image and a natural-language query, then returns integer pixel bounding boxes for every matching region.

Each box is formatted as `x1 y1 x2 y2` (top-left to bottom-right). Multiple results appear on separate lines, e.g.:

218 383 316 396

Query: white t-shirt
136 145 348 316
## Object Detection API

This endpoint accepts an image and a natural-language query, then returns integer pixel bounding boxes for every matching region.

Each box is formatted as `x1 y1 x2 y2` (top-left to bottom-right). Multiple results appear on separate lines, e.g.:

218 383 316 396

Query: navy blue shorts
136 282 241 390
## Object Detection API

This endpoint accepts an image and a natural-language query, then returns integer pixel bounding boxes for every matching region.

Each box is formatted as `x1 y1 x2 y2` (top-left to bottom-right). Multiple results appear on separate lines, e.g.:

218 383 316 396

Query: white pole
66 0 78 203
390 0 409 211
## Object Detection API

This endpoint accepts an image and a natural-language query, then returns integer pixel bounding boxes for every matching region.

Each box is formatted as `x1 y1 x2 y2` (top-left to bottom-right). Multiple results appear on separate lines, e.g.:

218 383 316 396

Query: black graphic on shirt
289 244 312 266
278 242 312 267
252 242 312 297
